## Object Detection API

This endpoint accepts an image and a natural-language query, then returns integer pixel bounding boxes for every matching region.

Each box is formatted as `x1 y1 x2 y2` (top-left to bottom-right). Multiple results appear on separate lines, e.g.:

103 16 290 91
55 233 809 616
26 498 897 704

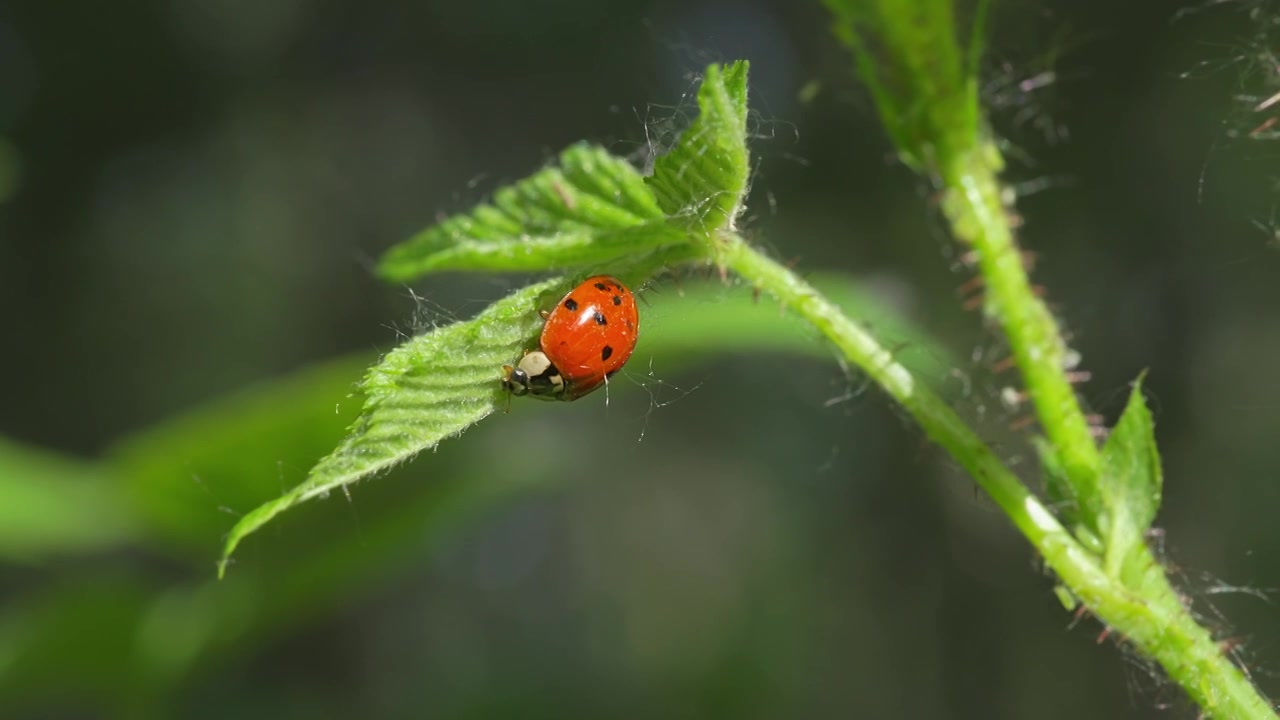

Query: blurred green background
2 0 1278 718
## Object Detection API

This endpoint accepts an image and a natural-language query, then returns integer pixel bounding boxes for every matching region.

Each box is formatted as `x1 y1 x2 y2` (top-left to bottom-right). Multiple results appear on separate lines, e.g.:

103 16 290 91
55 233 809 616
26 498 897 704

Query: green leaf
0 439 136 562
110 355 371 559
385 222 688 278
378 143 666 281
0 422 589 714
0 575 164 715
1098 373 1163 579
645 61 751 238
217 277 564 577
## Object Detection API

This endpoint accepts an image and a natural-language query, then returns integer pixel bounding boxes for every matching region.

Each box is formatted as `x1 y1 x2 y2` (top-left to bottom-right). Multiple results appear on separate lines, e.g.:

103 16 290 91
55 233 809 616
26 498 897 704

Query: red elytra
541 275 638 398
502 275 639 401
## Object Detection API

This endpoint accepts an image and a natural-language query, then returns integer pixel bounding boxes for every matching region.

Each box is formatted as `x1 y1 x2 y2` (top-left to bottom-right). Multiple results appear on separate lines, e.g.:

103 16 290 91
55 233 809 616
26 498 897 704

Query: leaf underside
218 278 566 577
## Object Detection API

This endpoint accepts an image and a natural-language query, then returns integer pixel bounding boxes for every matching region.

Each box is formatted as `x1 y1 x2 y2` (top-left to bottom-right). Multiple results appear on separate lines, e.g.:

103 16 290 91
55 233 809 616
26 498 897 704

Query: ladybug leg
501 365 515 413
539 309 551 320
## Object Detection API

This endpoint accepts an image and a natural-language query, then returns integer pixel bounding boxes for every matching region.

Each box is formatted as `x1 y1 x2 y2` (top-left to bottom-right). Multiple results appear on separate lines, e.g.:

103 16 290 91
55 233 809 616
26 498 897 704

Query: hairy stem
939 143 1102 503
720 232 1275 719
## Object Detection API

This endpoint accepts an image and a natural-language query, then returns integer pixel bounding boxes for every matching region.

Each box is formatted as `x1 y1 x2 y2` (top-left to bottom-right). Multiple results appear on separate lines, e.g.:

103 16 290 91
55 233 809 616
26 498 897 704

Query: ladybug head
502 350 565 399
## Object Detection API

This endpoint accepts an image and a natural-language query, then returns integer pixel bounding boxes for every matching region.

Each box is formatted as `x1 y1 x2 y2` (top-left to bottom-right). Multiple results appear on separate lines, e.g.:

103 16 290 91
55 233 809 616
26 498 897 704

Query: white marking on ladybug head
504 350 565 399
519 351 554 378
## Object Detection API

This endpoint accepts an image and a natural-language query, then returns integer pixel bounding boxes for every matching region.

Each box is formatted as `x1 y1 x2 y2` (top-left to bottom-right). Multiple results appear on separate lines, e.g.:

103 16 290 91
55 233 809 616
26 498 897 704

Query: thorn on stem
956 275 985 296
1085 413 1108 441
993 356 1018 373
1067 603 1091 631
1009 415 1038 431
1249 116 1278 137
1217 636 1247 656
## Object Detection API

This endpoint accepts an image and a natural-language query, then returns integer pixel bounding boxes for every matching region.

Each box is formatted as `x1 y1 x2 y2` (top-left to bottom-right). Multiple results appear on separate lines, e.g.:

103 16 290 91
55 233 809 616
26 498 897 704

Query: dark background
1 0 1278 717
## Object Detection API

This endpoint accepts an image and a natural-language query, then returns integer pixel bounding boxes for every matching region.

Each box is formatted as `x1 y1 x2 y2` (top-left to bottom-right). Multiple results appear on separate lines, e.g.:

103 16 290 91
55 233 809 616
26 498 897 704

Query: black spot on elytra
601 345 613 361
593 310 607 326
611 295 622 306
564 298 578 311
594 281 608 291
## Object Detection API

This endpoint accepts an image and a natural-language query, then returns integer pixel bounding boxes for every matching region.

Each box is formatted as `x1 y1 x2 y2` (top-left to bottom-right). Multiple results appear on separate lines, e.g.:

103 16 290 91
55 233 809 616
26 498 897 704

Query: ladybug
503 275 639 401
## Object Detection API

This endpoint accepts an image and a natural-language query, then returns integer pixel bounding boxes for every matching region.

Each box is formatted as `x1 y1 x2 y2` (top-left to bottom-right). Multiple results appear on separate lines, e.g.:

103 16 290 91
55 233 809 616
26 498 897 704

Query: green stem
939 143 1102 507
721 232 1037 530
719 232 1276 719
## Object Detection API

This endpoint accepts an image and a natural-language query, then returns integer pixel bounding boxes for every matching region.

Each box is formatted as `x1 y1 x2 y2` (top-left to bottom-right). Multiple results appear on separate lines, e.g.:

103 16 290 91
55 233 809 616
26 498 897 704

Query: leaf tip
704 60 750 110
1132 367 1149 388
374 242 418 284
217 530 245 579
720 59 749 88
